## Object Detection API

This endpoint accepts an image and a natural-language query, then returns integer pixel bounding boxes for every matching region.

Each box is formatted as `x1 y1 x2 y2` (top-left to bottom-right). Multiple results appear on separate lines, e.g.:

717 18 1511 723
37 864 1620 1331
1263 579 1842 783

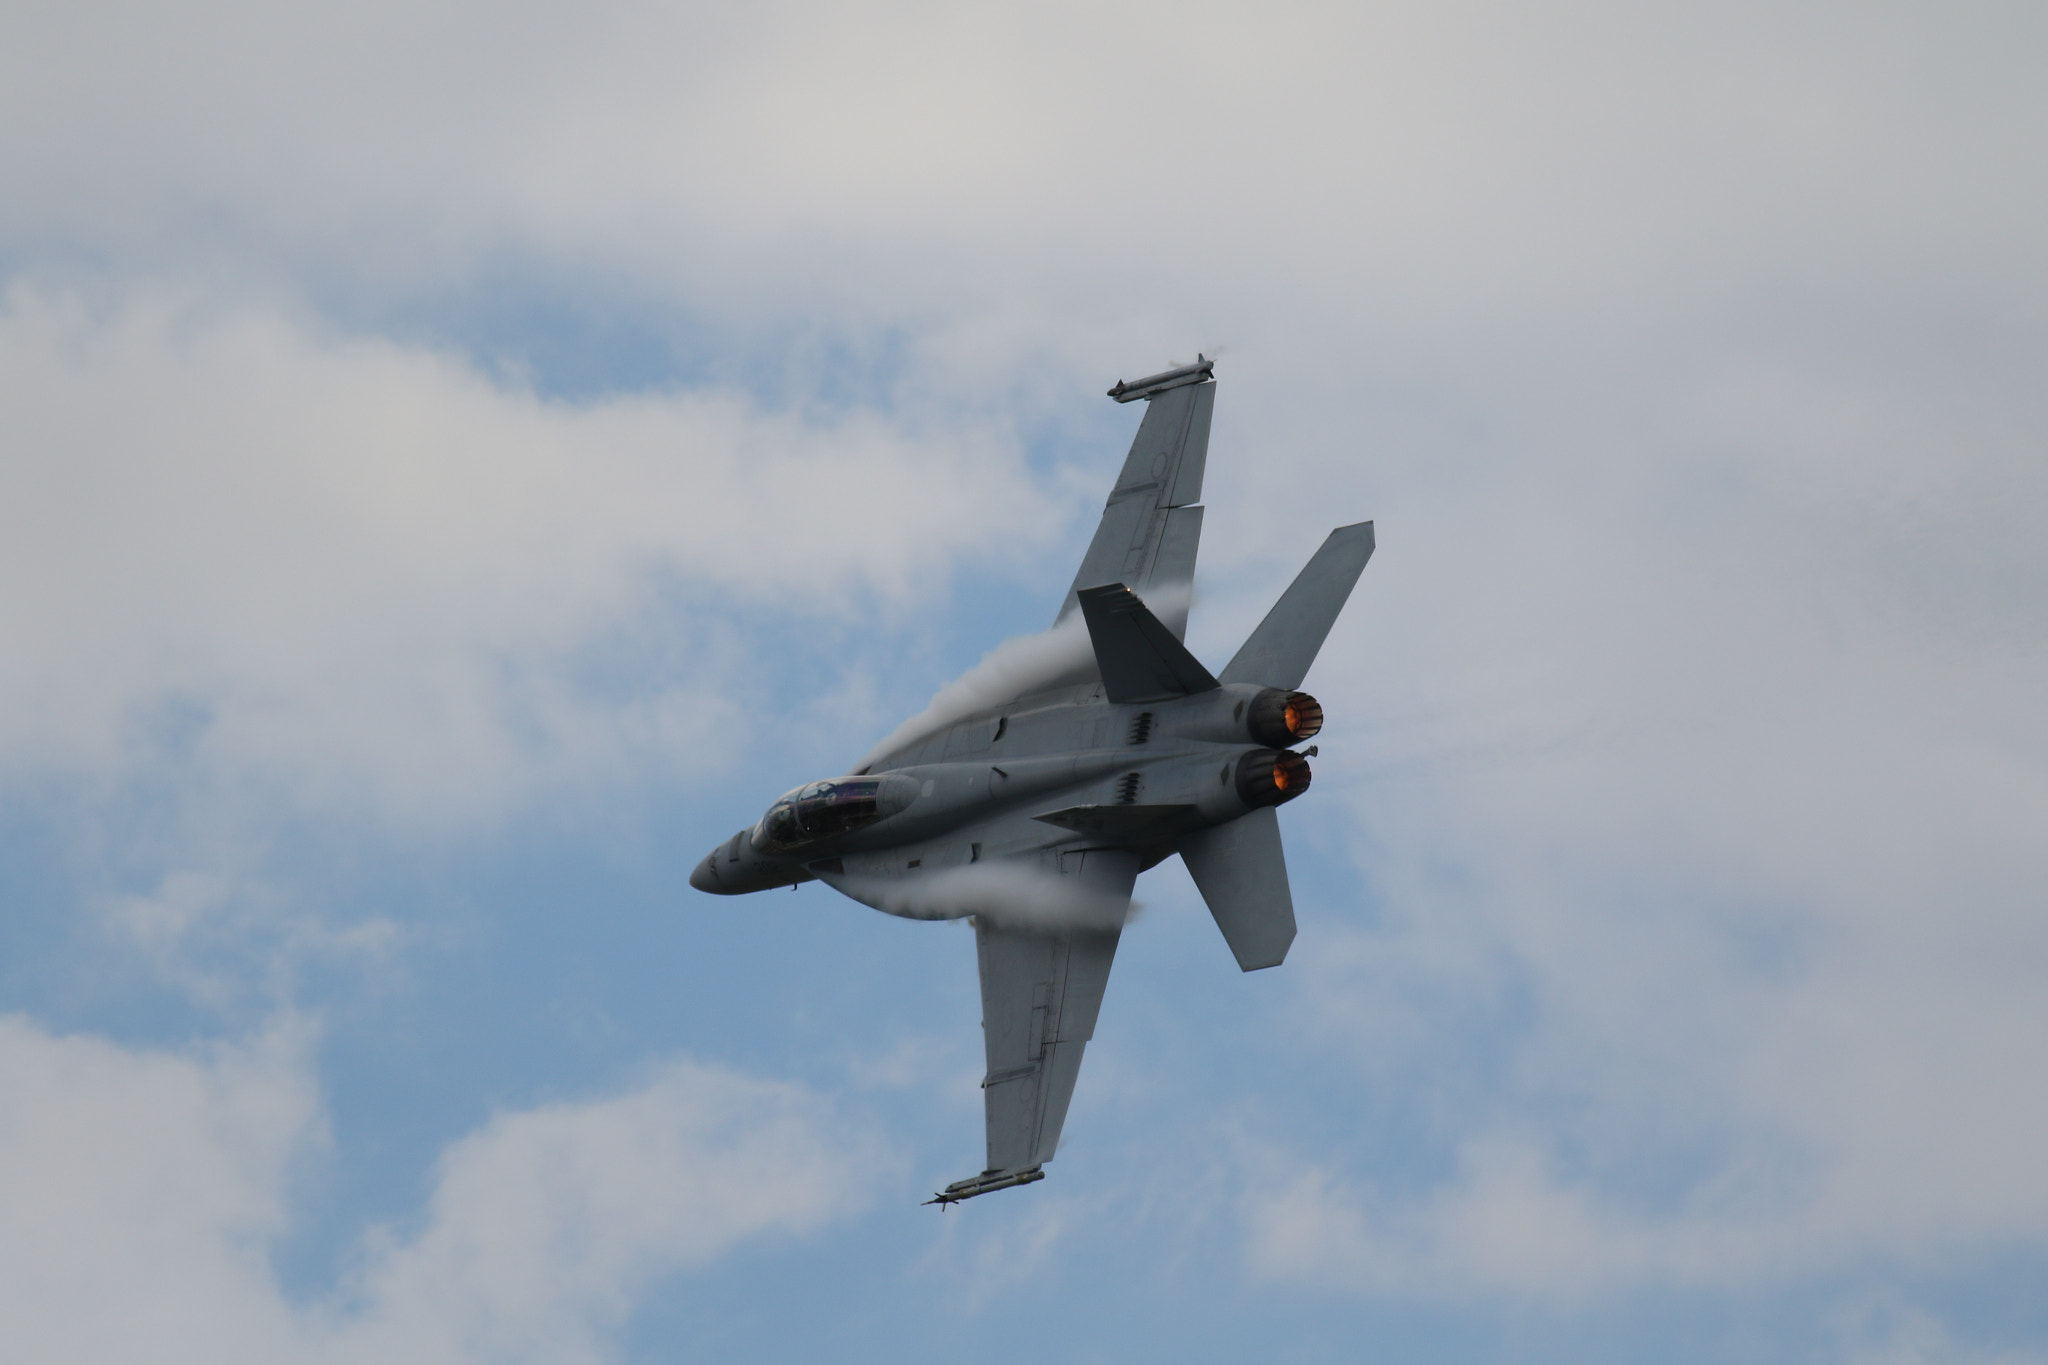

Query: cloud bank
0 1016 877 1365
0 288 1055 829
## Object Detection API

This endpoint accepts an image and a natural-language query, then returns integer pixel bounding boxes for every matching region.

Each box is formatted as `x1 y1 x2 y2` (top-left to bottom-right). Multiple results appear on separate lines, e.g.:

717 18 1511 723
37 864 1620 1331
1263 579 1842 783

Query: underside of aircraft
691 357 1374 1203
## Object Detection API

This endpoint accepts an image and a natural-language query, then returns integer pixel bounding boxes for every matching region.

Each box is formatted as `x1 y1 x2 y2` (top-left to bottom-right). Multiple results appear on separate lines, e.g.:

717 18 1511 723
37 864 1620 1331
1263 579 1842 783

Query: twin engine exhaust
1235 689 1321 809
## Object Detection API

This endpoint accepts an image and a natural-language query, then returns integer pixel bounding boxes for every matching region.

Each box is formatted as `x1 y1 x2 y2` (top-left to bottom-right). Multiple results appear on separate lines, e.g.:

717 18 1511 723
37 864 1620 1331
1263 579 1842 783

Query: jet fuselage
689 680 1319 902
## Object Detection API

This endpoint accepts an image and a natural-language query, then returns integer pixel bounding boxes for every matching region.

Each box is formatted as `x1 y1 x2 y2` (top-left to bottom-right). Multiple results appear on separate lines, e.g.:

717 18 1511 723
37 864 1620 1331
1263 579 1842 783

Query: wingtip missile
924 1166 1045 1205
1107 354 1214 403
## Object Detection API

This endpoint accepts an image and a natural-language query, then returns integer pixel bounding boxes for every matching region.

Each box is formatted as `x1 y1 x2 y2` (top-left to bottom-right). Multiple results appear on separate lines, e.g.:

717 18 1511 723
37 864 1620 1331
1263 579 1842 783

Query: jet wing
1054 361 1215 640
930 847 1140 1203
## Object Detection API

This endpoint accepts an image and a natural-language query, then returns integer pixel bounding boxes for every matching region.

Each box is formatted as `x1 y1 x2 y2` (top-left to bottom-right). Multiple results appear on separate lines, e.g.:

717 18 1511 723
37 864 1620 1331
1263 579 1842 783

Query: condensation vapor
821 862 1132 931
856 582 1191 771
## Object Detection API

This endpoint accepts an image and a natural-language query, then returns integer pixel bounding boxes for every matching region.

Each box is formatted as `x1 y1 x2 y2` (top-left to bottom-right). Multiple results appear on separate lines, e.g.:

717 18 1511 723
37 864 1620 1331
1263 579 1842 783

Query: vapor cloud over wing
823 861 1132 931
856 582 1190 770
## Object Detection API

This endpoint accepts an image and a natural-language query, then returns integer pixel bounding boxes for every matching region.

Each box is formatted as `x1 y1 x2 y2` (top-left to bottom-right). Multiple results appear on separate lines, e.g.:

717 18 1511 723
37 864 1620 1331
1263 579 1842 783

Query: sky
2 1 2045 1361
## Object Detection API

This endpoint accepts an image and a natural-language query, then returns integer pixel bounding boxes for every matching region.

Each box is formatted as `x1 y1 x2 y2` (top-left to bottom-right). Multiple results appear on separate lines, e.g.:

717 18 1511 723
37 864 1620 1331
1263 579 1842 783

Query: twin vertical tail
1217 521 1376 690
1183 521 1376 971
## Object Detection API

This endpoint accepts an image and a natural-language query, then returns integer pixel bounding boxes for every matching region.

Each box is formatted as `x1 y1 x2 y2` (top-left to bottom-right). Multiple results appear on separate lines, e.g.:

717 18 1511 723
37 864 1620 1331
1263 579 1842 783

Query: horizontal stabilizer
1219 522 1375 690
1078 584 1220 704
1178 807 1296 971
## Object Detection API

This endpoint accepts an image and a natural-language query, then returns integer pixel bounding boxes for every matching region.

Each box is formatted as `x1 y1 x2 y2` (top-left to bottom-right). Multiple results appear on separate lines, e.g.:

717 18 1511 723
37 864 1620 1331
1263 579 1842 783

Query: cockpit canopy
752 776 895 853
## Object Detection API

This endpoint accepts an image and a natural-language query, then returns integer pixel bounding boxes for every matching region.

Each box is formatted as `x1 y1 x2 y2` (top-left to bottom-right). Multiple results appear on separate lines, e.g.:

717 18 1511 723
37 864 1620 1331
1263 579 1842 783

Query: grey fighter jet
690 357 1373 1204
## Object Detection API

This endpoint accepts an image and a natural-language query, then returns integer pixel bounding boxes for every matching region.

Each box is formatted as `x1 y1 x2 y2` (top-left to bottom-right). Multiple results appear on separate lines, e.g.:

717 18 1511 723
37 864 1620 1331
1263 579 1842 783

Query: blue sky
3 1 2046 1361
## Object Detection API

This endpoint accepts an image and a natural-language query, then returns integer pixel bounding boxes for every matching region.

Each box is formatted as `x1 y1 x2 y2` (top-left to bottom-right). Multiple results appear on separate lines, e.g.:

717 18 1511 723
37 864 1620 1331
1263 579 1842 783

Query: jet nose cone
689 853 722 893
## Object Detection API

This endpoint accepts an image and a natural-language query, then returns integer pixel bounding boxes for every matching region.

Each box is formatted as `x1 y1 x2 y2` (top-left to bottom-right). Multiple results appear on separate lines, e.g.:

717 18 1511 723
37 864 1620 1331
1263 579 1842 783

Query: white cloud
0 1017 314 1364
0 288 1057 829
0 1015 876 1365
97 864 403 1014
333 1059 884 1363
1240 484 2048 1296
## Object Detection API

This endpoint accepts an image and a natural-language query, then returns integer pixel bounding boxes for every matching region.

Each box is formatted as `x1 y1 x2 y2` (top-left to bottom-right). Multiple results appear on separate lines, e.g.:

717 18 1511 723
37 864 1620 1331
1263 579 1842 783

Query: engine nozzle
1235 748 1313 809
1247 689 1324 748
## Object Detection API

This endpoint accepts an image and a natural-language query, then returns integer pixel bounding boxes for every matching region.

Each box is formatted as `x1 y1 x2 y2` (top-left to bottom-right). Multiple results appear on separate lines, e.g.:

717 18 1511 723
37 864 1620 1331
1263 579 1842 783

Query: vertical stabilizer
1076 584 1220 704
1218 522 1374 689
1179 807 1296 971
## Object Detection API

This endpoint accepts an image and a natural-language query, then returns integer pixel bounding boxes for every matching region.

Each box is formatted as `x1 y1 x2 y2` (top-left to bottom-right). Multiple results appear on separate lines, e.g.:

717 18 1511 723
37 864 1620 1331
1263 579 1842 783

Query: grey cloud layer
6 0 2040 340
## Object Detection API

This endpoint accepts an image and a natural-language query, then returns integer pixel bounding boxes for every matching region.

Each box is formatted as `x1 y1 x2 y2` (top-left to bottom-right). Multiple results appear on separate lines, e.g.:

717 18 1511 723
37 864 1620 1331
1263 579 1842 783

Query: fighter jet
690 357 1373 1203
